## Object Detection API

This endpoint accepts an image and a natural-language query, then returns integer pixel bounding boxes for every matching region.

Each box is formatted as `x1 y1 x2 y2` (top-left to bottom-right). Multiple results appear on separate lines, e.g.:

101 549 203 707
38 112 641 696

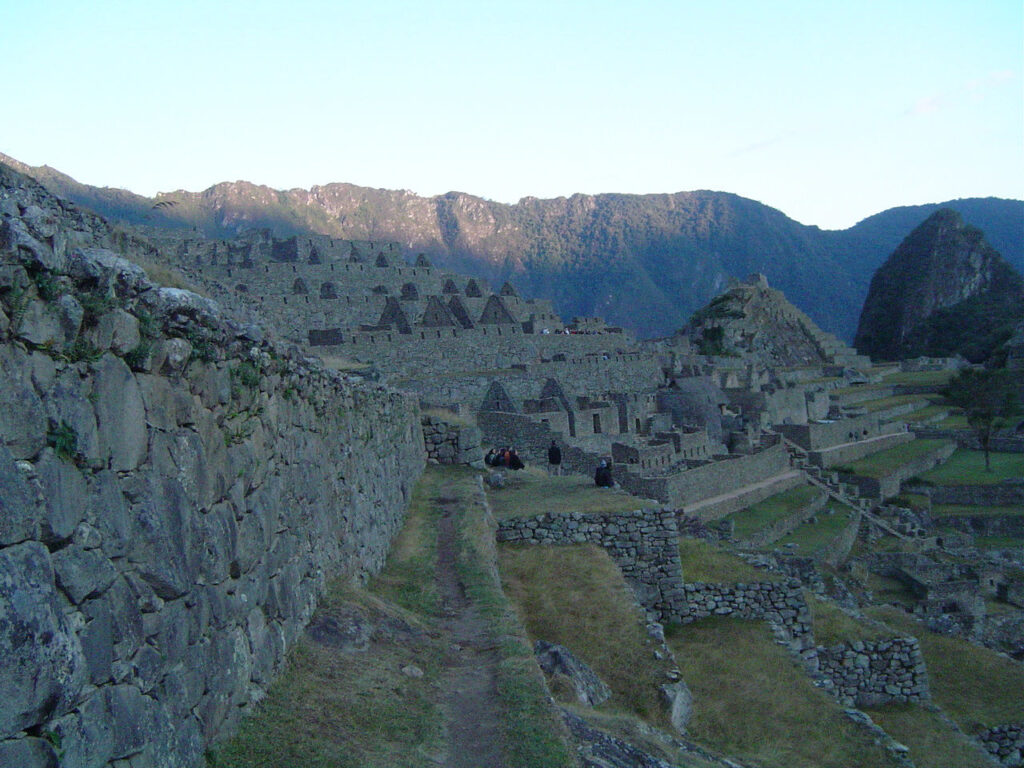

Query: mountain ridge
2 151 1020 341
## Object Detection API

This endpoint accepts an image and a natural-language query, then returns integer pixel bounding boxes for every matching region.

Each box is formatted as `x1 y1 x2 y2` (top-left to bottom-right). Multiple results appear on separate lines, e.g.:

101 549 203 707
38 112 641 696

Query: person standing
547 440 562 476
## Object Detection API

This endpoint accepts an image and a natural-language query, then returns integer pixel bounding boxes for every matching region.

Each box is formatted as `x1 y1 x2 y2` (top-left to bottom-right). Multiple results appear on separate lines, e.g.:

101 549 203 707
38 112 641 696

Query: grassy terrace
866 605 1024 735
766 508 854 554
668 618 899 768
917 449 1024 485
837 439 952 478
679 538 784 582
931 503 1024 518
805 593 892 646
880 369 957 387
855 393 939 413
898 405 952 424
485 466 657 520
725 484 822 541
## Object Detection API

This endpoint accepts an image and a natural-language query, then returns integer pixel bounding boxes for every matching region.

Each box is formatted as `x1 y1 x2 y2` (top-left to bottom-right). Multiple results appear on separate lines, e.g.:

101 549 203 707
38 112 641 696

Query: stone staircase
781 437 911 542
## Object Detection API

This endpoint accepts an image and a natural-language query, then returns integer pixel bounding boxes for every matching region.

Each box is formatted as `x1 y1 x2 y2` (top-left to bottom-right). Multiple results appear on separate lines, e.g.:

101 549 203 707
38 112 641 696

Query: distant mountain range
2 151 1021 341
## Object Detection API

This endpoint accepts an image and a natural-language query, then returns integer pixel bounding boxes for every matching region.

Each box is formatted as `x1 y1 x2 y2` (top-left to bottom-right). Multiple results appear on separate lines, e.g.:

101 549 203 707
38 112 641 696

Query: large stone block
0 736 59 768
51 544 117 605
0 441 37 545
92 353 148 471
126 473 194 600
35 448 87 543
0 541 87 737
0 347 48 460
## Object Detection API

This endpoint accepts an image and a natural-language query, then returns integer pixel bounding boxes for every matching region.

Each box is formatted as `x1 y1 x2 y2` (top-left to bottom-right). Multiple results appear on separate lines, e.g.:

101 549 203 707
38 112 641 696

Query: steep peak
854 209 1024 362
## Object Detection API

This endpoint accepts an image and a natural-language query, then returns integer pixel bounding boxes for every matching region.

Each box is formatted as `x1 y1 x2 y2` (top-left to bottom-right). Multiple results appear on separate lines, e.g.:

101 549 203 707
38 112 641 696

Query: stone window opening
593 414 602 434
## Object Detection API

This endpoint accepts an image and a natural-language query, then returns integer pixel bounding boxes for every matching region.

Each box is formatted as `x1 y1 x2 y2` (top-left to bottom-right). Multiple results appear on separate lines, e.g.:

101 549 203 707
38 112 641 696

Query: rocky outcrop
534 640 612 706
855 208 1024 362
0 162 424 767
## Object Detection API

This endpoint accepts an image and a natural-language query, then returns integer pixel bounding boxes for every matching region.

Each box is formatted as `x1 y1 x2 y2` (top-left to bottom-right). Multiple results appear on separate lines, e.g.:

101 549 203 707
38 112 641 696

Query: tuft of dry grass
668 617 899 768
498 542 674 728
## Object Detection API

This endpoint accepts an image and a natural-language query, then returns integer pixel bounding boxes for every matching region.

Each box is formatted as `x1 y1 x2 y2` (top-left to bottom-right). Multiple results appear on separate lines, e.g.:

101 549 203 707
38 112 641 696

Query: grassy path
206 465 573 768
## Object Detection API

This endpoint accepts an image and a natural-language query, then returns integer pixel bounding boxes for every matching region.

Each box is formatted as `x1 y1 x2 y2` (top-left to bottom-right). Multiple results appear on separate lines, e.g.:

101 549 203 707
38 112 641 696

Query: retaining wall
815 638 929 707
421 415 482 465
0 170 425 768
979 723 1024 766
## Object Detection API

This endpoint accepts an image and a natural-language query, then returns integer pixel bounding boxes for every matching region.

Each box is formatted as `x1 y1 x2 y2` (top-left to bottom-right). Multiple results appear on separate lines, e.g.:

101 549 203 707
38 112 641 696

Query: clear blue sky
2 0 1021 229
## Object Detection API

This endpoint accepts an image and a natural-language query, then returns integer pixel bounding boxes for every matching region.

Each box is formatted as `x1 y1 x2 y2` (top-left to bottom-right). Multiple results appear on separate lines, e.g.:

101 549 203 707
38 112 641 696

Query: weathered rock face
0 163 425 767
854 209 1024 362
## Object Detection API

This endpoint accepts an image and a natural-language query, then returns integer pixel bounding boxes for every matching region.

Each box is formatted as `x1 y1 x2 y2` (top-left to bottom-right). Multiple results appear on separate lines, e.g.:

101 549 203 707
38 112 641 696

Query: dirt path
435 494 508 768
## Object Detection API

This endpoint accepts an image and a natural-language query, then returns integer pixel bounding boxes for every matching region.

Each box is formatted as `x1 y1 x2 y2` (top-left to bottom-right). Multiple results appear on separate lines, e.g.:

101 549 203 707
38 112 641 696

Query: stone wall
815 638 929 707
668 442 790 508
736 490 828 549
807 431 912 469
673 581 814 649
0 171 425 768
904 482 1024 507
979 723 1024 766
911 427 1024 453
421 414 482 465
495 510 686 621
841 441 956 500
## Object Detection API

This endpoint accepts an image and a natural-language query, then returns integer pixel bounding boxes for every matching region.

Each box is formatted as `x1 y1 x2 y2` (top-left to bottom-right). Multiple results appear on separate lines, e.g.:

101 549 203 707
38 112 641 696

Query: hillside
2 152 1022 344
854 208 1024 362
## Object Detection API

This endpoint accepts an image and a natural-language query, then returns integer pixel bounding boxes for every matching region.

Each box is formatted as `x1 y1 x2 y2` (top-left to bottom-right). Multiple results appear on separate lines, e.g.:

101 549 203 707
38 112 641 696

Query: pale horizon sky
2 0 1021 230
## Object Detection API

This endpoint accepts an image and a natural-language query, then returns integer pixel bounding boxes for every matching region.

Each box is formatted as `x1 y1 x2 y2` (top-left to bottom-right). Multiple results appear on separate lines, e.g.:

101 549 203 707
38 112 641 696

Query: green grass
806 593 892 646
726 484 821 540
451 468 577 768
918 449 1024 485
867 605 1024 734
866 704 996 768
882 370 957 387
668 618 899 768
485 467 657 520
840 439 952 479
767 509 855 554
207 586 446 768
856 394 938 413
933 413 969 429
499 543 674 729
209 465 576 768
679 538 784 582
931 503 1024 518
898 405 952 424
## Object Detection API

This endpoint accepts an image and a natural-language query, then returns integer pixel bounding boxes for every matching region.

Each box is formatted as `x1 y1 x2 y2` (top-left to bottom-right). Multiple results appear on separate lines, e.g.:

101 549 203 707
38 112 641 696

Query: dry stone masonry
0 167 424 768
815 638 929 707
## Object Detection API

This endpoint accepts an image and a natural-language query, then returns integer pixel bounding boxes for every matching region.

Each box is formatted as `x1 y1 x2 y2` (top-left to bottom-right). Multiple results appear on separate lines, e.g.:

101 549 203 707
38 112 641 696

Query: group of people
485 441 616 487
484 446 525 470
